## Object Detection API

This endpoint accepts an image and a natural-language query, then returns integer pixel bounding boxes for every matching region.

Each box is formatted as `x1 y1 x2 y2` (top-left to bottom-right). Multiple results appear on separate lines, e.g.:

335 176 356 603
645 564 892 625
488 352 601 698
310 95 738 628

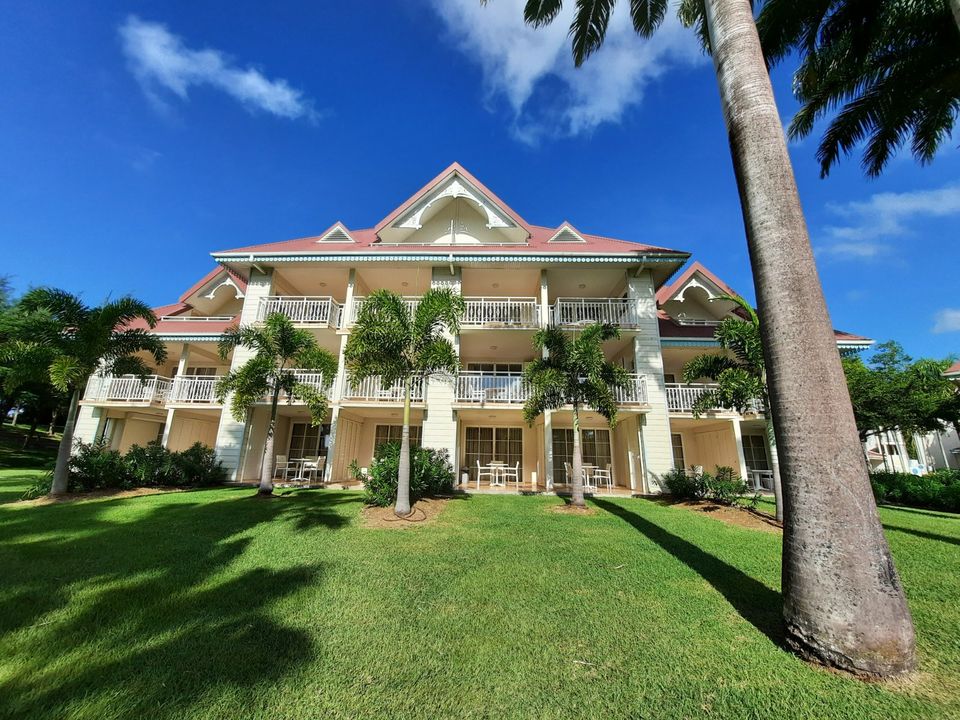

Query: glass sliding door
464 426 523 483
552 428 612 485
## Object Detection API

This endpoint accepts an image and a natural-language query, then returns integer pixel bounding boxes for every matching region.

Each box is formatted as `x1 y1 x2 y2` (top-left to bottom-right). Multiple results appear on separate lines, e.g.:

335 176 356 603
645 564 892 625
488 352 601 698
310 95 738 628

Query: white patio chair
500 461 521 488
582 466 597 493
477 460 496 489
274 454 294 480
303 456 325 485
593 464 613 491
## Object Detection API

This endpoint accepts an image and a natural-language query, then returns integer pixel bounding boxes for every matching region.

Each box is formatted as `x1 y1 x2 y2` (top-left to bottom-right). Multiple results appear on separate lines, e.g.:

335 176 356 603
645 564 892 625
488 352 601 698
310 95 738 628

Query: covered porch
668 416 775 492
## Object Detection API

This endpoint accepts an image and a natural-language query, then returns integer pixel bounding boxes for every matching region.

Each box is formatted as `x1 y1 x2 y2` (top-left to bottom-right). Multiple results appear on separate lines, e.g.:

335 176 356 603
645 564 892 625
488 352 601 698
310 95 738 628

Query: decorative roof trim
317 222 357 244
212 252 688 264
547 223 587 244
153 333 228 342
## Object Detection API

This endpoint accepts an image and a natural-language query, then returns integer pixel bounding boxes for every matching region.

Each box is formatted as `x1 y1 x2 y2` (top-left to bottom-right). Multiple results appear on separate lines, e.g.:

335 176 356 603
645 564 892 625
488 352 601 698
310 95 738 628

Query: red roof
945 360 960 377
178 266 248 304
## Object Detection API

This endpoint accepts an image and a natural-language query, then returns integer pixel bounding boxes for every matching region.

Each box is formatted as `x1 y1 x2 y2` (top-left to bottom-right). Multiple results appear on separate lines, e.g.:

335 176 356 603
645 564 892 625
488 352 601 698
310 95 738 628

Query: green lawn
0 469 957 719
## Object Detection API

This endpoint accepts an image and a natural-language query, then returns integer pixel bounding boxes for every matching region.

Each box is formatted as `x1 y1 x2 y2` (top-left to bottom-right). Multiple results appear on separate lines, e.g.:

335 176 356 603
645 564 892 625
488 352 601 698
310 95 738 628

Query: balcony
455 371 529 404
552 298 640 328
343 376 425 403
665 383 763 414
258 296 342 327
461 297 539 329
83 374 171 406
344 296 420 327
613 374 648 405
167 375 219 404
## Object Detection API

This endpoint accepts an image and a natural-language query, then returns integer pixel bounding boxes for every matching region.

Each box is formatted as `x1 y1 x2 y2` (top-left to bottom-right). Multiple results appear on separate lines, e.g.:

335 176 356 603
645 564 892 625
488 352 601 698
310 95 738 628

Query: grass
0 461 958 718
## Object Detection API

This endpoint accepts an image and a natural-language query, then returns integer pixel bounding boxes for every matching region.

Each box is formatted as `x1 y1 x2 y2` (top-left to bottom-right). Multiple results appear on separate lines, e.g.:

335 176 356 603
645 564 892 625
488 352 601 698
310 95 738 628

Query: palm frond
569 0 616 66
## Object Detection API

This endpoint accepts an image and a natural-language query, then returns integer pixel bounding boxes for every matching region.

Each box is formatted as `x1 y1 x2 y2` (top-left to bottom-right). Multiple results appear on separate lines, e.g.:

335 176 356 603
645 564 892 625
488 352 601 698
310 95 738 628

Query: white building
72 163 875 493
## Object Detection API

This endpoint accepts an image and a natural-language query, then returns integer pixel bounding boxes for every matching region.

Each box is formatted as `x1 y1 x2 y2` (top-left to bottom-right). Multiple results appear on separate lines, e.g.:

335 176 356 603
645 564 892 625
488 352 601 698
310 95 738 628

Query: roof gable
547 223 587 244
316 222 356 244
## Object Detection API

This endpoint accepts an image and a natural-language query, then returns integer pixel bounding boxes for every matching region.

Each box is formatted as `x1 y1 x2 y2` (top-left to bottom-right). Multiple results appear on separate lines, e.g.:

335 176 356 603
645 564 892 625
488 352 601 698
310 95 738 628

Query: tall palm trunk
570 405 585 507
259 385 280 496
705 0 915 676
396 376 413 517
49 388 80 496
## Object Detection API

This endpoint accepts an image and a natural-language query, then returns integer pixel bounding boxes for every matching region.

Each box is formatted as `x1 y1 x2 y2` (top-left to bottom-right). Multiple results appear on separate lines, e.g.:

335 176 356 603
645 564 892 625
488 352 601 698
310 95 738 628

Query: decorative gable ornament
396 178 513 231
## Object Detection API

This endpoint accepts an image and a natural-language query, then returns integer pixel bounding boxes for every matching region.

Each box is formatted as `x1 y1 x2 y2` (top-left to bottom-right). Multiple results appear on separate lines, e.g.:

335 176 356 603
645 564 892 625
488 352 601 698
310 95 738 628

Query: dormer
656 262 742 326
375 163 529 245
547 222 587 244
316 222 356 244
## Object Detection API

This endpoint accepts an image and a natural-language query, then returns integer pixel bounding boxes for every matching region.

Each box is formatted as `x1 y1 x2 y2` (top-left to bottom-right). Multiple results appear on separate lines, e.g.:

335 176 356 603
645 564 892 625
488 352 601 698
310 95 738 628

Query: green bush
870 469 960 513
20 471 53 500
67 441 226 492
663 467 704 499
364 441 455 507
70 441 133 491
704 466 750 506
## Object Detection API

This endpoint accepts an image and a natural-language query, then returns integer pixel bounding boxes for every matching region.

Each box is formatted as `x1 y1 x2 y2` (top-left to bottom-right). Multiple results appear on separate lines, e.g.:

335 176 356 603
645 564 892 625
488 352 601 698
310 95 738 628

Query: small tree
523 323 628 508
682 295 784 521
15 288 167 496
216 313 338 496
343 288 464 517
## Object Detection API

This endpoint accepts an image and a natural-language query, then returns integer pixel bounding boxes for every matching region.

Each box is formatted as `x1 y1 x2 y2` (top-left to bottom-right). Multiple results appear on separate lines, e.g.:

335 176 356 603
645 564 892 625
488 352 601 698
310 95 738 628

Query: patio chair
500 461 521 488
274 455 294 480
477 460 496 489
303 456 325 485
582 467 597 493
593 464 613 491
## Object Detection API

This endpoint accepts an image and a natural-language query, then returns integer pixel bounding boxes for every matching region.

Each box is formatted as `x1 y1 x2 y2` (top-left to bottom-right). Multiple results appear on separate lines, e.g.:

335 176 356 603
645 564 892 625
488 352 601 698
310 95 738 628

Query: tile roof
945 360 960 377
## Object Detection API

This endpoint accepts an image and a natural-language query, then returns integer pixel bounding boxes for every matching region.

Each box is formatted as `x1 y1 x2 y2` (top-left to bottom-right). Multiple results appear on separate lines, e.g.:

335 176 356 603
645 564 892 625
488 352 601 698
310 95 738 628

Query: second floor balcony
461 297 540 329
342 375 425 404
83 374 171 406
552 298 640 328
665 383 763 414
258 296 342 328
167 375 219 404
454 371 648 406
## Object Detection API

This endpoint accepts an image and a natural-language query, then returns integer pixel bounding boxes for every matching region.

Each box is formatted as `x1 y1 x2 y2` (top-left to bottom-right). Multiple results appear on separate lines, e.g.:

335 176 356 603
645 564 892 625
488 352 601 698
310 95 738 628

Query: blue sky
1 1 957 359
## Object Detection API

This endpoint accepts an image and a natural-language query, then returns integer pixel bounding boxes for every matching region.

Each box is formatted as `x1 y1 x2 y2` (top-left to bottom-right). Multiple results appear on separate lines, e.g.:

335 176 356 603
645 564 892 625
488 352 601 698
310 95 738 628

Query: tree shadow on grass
882 523 960 546
0 490 361 719
592 497 784 646
881 505 959 521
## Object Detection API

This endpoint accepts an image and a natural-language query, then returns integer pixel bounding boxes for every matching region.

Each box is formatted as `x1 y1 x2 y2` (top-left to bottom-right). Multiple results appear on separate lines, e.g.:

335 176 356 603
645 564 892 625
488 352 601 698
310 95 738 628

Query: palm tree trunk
764 412 784 522
395 376 413 517
259 386 280 496
704 0 915 676
951 0 960 34
49 388 80 496
570 405 585 508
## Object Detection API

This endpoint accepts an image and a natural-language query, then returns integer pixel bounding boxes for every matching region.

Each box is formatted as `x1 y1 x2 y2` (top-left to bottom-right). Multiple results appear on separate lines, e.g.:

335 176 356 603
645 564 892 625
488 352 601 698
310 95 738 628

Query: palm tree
343 288 465 516
757 0 960 177
523 323 628 508
509 0 915 676
681 295 783 521
215 313 338 497
16 288 167 496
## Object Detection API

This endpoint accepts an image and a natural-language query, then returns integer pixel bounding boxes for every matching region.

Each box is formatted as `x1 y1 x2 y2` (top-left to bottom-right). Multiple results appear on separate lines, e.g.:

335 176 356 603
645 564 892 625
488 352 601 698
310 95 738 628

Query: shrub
20 471 53 500
364 441 455 507
662 467 706 500
70 441 133 491
870 469 960 513
67 441 226 493
704 466 750 506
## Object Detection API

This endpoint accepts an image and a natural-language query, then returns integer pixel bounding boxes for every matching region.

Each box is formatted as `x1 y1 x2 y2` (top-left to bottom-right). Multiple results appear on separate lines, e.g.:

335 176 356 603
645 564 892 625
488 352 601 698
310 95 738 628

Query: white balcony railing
613 374 648 404
455 371 529 404
665 383 764 414
258 296 342 327
462 297 540 328
345 296 421 327
343 376 425 403
83 375 172 404
552 298 640 327
167 375 219 404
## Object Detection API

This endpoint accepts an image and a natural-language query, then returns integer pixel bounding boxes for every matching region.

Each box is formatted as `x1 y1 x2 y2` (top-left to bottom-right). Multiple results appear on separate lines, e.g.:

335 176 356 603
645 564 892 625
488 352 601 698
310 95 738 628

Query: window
886 444 899 456
552 428 612 484
664 374 676 384
185 367 218 376
465 363 523 374
288 422 331 459
741 435 769 471
374 425 422 452
464 427 523 482
671 433 685 470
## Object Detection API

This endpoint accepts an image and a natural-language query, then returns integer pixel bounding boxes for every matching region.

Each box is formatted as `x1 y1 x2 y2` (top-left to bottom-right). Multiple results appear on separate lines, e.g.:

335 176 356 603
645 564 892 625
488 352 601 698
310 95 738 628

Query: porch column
539 269 550 327
731 418 750 486
637 414 651 494
420 267 460 461
215 267 273 481
323 405 341 484
544 409 555 490
627 270 674 491
161 343 191 448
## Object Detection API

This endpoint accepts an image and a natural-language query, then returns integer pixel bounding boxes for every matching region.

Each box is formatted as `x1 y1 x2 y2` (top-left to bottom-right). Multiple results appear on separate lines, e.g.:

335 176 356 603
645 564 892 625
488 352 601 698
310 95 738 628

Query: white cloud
428 0 703 143
933 309 960 334
119 15 317 120
816 183 960 261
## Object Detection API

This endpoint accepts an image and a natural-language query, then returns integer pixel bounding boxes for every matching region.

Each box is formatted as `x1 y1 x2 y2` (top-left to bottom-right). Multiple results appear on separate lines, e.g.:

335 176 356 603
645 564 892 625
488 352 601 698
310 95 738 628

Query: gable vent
549 227 586 243
319 225 354 243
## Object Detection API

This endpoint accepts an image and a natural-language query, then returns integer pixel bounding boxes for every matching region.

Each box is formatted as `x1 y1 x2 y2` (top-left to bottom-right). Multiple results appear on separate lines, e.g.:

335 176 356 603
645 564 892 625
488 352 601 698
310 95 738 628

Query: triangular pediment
316 222 356 244
657 262 740 326
547 223 586 244
376 164 529 245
